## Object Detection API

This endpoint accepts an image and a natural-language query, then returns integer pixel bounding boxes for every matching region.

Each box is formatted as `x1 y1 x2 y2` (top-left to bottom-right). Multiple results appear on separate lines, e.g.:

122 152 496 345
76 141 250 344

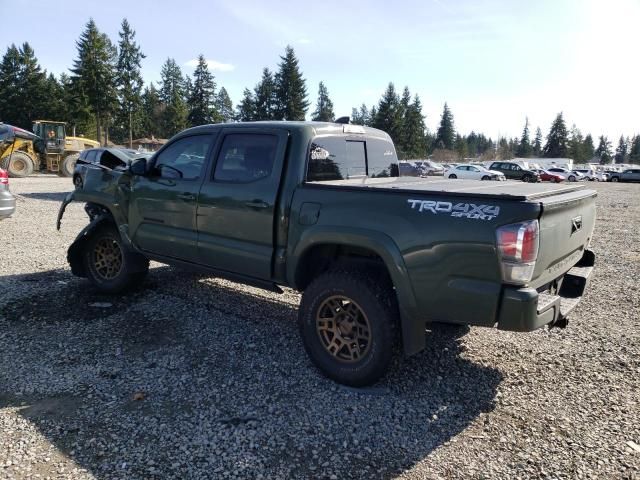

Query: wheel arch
289 227 424 355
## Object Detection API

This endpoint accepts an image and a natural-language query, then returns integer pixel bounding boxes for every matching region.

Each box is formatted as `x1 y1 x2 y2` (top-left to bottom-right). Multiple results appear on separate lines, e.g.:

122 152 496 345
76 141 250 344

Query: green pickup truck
58 121 596 386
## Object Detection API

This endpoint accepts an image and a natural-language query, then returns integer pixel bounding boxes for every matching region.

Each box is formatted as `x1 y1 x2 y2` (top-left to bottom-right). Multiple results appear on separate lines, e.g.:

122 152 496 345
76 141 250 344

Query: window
469 166 479 172
512 165 521 171
85 150 98 163
154 135 213 180
214 134 278 182
307 135 399 181
456 166 468 171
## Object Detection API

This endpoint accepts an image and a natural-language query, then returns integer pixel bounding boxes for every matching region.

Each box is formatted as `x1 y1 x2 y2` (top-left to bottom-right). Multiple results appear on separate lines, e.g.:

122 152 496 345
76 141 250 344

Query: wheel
59 153 79 177
568 175 576 182
73 174 83 189
83 224 149 294
551 177 558 183
481 175 490 181
448 174 457 179
298 269 399 386
611 176 619 182
1 151 35 178
523 175 534 183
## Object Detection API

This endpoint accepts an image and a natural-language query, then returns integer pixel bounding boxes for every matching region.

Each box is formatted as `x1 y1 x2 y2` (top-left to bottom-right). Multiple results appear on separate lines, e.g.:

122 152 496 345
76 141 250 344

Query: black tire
611 176 619 182
481 175 490 181
2 151 35 178
523 175 535 183
448 174 457 179
298 269 399 386
568 175 576 182
73 174 83 189
59 153 79 177
83 224 149 294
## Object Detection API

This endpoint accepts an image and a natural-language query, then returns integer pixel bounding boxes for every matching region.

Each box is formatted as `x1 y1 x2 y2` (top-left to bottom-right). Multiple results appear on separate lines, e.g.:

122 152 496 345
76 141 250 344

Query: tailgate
532 188 597 288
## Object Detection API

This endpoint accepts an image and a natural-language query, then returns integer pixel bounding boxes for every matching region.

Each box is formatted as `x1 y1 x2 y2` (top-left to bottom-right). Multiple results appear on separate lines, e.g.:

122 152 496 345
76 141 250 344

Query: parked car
414 160 444 176
546 167 582 182
73 148 144 189
398 161 421 177
445 164 506 181
533 169 565 183
608 168 640 182
58 121 596 387
573 169 608 182
0 168 16 220
489 162 540 182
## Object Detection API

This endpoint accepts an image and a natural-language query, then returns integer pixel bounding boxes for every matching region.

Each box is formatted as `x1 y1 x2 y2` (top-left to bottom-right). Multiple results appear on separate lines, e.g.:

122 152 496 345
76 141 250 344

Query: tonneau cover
309 176 590 201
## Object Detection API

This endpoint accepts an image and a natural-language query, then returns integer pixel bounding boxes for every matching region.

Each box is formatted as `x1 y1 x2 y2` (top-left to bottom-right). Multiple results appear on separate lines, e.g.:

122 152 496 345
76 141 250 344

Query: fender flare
288 226 425 355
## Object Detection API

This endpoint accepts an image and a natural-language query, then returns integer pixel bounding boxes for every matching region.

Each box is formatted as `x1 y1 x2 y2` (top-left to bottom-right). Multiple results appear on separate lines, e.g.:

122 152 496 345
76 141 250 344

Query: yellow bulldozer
0 120 99 177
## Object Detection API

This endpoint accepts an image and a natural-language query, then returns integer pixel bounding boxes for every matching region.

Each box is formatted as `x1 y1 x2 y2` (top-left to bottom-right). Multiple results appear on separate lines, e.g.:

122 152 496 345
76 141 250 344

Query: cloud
184 59 235 72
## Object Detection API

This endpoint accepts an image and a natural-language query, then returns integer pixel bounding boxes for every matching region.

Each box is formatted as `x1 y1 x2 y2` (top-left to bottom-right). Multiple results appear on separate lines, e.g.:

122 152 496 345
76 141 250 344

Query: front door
197 129 288 280
129 133 215 263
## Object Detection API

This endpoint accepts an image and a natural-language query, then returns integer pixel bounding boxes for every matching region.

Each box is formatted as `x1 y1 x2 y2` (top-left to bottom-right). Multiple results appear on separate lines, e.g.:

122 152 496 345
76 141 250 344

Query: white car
547 167 583 182
445 164 506 181
574 169 608 182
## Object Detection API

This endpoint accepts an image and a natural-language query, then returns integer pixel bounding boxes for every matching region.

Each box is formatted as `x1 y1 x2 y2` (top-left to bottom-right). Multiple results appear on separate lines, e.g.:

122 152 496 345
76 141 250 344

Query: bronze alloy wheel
92 237 123 280
316 295 372 362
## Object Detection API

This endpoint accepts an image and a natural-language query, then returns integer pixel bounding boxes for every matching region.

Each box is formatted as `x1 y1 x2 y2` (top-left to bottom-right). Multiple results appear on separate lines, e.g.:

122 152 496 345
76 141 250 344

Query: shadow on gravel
18 191 71 202
0 267 502 479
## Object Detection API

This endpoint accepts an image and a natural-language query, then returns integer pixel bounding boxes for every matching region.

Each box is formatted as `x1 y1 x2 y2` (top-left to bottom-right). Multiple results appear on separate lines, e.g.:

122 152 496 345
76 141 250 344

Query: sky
2 0 639 140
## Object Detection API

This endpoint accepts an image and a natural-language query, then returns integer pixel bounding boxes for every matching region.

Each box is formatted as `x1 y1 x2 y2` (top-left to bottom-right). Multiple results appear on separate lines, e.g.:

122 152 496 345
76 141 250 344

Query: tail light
0 169 8 185
496 219 539 284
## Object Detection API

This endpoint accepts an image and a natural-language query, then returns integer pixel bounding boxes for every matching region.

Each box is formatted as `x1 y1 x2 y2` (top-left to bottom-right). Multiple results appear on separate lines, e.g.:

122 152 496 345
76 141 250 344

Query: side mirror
129 157 147 176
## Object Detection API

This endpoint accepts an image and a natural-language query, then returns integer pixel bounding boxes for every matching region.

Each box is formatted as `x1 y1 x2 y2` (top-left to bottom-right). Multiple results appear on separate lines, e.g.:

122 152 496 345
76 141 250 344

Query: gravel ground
0 175 638 479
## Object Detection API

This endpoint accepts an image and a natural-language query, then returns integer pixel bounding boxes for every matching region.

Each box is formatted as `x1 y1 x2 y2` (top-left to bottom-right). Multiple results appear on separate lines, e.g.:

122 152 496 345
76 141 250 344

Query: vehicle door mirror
129 157 147 176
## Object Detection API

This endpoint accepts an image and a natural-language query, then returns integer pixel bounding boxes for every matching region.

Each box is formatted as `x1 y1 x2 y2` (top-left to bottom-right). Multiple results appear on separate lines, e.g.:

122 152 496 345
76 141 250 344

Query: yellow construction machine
0 120 99 177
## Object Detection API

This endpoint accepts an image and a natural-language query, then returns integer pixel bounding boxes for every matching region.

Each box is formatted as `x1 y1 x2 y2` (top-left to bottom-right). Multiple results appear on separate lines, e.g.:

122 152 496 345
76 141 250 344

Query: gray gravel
0 175 639 479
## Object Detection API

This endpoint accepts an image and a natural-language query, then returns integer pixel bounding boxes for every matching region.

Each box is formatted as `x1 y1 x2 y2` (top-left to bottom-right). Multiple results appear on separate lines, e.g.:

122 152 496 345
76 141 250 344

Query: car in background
573 169 608 182
546 167 582 182
532 169 565 183
608 168 640 182
414 160 444 176
0 168 16 220
445 164 506 181
489 161 540 182
398 161 421 177
73 148 148 189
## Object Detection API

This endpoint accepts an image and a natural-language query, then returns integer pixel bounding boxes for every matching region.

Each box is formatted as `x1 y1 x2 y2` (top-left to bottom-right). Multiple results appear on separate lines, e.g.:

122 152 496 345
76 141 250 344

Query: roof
178 121 390 140
33 120 66 125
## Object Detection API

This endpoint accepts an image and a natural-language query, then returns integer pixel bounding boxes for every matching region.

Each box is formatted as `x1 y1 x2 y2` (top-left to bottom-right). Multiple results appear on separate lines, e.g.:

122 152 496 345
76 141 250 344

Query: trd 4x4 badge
407 199 500 220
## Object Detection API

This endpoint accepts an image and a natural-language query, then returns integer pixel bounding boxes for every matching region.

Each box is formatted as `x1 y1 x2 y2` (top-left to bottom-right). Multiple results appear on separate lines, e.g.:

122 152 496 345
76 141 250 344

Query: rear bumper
497 249 595 331
0 190 16 219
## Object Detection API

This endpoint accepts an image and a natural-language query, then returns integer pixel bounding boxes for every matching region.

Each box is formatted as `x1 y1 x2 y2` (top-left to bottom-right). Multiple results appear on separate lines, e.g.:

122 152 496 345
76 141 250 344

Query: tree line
0 17 638 164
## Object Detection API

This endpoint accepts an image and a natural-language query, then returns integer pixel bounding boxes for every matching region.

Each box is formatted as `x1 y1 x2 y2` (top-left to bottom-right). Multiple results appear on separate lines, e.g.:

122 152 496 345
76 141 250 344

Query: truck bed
310 176 588 201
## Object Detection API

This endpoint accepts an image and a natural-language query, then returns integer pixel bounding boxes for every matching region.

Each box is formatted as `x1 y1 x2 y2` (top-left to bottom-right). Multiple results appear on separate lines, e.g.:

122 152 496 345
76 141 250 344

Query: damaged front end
56 167 136 277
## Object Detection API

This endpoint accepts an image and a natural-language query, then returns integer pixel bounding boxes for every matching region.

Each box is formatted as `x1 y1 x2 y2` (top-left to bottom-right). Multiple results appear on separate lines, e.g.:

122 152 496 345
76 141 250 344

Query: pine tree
186 54 216 126
141 83 162 138
543 113 568 158
236 88 255 121
372 83 402 143
253 68 277 120
583 134 595 160
0 45 21 126
532 127 543 156
516 117 532 157
401 94 427 159
595 135 612 164
629 135 640 164
311 81 335 122
435 103 455 150
159 58 188 136
274 46 309 120
614 135 628 164
455 134 469 160
70 19 118 144
115 19 145 147
568 125 585 162
214 87 234 122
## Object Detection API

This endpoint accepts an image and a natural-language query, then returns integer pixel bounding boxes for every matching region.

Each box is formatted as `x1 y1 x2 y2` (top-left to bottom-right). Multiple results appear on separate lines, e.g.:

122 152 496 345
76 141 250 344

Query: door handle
177 193 196 201
245 200 269 209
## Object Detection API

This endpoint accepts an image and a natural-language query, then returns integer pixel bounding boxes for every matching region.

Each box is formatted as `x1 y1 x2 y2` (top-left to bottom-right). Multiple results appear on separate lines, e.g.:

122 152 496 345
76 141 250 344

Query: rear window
307 135 398 182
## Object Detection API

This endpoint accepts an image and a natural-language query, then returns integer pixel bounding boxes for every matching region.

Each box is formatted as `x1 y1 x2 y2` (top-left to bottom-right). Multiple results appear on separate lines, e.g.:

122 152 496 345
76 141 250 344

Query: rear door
129 134 215 262
196 129 288 280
